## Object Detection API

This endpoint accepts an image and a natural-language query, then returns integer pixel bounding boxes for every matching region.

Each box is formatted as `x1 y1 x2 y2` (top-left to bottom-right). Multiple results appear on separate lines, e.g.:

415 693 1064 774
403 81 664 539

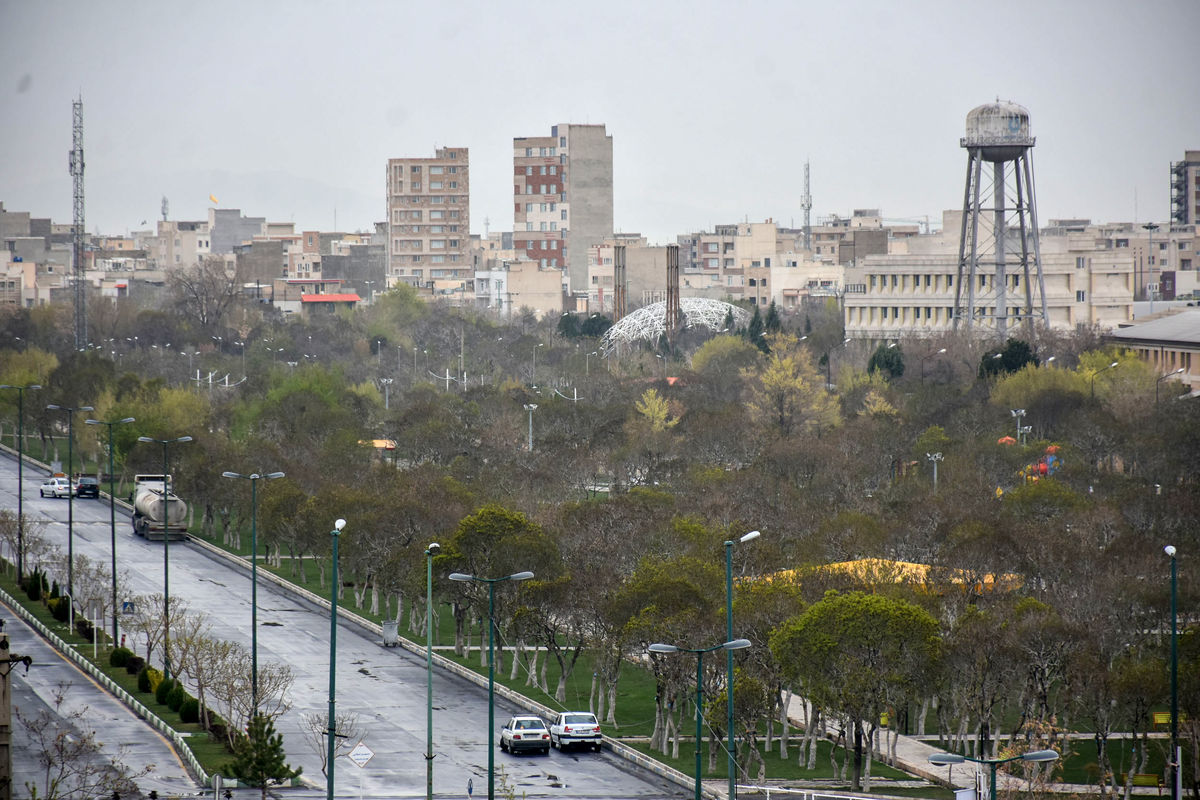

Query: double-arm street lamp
1166 544 1180 800
425 542 441 800
47 403 94 628
137 434 192 682
85 415 136 644
221 470 285 715
927 452 943 491
327 518 347 800
649 639 753 800
448 570 534 800
929 749 1059 800
523 404 537 452
1157 367 1186 404
1 383 41 582
724 531 760 800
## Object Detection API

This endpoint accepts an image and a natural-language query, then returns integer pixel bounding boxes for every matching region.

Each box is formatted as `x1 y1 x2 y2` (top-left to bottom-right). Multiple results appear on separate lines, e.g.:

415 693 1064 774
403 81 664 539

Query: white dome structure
601 297 750 355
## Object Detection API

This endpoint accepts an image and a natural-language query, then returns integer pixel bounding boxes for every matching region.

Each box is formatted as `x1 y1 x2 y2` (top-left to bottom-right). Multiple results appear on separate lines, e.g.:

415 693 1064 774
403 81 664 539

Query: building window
430 166 443 174
561 210 568 220
430 210 444 220
448 181 457 188
549 165 557 175
430 240 446 249
431 196 445 204
1076 290 1086 302
526 166 533 176
430 181 443 189
1076 256 1086 269
431 255 445 264
411 166 421 173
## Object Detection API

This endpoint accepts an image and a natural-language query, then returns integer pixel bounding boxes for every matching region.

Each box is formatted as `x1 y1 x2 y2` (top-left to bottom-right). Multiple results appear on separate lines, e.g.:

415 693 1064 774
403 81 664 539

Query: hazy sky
2 0 1197 243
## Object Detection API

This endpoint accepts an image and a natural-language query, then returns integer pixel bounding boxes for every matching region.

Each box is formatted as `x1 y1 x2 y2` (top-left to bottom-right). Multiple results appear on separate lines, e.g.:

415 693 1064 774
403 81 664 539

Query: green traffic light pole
725 530 759 800
425 542 441 800
137 435 191 683
222 470 285 716
929 748 1059 800
649 639 752 800
1166 544 1179 800
0 383 41 582
449 570 535 800
85 415 136 645
327 518 346 800
47 403 93 631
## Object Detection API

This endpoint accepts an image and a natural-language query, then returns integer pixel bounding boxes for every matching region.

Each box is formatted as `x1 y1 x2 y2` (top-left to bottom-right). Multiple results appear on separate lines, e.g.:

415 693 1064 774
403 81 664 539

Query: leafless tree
168 256 240 335
300 710 363 778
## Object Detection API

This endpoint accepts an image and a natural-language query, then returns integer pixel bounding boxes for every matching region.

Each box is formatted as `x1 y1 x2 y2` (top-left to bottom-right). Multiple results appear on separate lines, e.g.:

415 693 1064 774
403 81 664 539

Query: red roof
301 293 360 303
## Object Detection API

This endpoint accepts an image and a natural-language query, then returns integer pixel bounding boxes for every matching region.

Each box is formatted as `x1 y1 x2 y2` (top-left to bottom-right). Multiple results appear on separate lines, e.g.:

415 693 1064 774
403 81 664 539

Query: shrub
110 647 133 668
48 597 69 623
155 678 177 705
25 570 41 601
179 697 200 723
137 664 164 693
125 655 145 675
49 580 60 600
167 682 187 712
75 617 94 640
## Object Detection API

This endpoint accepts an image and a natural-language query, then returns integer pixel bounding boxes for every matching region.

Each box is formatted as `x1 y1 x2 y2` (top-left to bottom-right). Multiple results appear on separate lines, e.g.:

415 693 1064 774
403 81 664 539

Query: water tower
953 101 1047 335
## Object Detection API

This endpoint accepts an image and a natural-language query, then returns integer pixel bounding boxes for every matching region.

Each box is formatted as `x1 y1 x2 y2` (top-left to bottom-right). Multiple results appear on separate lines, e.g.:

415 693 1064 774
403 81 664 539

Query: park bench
1121 773 1163 794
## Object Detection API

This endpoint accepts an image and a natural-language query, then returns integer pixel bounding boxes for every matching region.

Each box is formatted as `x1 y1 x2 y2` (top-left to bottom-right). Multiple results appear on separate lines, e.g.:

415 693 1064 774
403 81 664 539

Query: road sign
347 741 373 768
121 601 135 615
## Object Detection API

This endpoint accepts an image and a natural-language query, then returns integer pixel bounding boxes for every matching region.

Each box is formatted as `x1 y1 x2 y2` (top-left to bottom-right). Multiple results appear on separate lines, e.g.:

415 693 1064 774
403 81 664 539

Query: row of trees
1 290 1197 797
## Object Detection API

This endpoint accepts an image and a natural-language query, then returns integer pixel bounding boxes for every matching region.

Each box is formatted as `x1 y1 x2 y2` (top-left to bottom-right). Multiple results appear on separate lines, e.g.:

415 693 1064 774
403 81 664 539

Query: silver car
499 715 550 755
40 477 73 498
549 711 602 752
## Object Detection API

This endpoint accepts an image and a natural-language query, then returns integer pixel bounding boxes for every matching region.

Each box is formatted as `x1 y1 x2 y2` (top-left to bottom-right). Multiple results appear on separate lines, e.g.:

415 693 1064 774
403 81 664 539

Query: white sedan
549 711 603 752
499 715 550 755
39 477 73 498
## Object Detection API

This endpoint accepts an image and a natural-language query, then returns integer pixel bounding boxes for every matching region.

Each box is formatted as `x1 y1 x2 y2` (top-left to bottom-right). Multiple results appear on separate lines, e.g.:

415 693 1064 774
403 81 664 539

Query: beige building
843 212 1134 340
513 124 613 299
386 147 470 290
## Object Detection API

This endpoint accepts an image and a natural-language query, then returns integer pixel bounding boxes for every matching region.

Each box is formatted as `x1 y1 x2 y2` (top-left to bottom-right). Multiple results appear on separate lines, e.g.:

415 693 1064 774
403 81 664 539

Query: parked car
40 477 73 498
499 715 550 755
549 711 603 752
74 476 100 498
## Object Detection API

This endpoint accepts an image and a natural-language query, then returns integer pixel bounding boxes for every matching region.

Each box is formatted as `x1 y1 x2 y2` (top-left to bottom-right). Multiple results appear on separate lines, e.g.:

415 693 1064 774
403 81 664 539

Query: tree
744 334 840 438
226 713 301 800
169 256 241 336
747 305 767 353
979 338 1038 378
867 344 905 380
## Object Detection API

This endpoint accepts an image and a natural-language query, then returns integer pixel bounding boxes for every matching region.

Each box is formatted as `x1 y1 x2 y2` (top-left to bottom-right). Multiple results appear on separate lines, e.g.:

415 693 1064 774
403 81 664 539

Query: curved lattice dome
601 298 750 355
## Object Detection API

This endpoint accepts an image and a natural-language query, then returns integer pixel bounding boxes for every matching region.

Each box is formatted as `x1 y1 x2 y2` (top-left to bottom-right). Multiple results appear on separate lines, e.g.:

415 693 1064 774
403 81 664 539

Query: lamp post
1091 360 1119 399
523 404 537 452
425 542 441 800
586 350 598 377
327 518 347 800
380 378 394 410
1010 409 1025 440
824 338 851 388
919 348 947 381
929 749 1059 800
221 470 285 715
47 403 94 628
1157 367 1186 404
0 383 41 582
649 639 753 800
85 415 135 645
927 452 943 491
532 343 544 383
448 570 534 800
1166 544 1179 800
137 434 192 682
725 531 760 800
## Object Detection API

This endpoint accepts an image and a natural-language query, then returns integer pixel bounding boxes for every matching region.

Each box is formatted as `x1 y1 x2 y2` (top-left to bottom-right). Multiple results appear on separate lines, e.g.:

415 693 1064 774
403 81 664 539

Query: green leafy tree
744 334 840 438
867 344 905 380
747 306 767 353
979 338 1038 378
226 713 301 800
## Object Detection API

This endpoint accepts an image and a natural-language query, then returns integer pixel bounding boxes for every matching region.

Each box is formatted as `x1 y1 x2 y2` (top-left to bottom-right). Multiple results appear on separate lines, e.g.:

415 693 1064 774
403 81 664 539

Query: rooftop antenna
69 96 86 349
801 160 813 251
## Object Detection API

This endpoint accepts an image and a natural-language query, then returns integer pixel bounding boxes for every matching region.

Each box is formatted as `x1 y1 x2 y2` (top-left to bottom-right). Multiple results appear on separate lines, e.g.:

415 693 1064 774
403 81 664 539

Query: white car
40 477 73 498
549 711 602 752
499 715 550 755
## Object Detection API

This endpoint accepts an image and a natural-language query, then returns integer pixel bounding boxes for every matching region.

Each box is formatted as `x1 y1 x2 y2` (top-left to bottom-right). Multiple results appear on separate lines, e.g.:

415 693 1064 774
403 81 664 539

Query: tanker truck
131 474 189 540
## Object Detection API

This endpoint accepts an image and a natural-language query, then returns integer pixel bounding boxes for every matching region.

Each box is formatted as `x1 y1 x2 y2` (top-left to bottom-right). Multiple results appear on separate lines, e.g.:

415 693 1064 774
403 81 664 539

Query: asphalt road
0 453 684 798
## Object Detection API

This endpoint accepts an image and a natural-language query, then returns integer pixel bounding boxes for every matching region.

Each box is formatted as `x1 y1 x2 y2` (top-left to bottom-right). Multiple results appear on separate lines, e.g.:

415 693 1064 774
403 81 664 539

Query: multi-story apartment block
843 212 1133 340
148 219 210 269
386 147 470 290
513 124 612 299
1171 150 1200 226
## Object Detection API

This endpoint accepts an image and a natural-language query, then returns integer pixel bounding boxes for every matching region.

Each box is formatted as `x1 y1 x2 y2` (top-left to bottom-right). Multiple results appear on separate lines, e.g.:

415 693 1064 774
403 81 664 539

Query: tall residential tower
386 147 470 290
513 124 612 299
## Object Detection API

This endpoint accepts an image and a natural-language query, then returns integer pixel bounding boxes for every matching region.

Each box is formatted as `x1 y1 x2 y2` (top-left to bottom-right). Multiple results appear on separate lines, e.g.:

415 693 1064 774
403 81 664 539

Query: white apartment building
386 147 470 290
843 213 1134 340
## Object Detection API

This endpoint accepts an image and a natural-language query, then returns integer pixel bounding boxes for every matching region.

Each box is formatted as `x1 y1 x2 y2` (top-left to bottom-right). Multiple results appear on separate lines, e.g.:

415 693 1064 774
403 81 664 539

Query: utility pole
69 97 87 349
1 623 34 800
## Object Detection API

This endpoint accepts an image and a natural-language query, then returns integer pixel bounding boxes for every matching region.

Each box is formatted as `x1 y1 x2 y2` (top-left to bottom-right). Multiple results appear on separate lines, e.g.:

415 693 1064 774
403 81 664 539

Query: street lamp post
85 416 136 645
927 452 943 491
326 518 346 800
425 542 441 800
919 348 947 381
532 343 544 383
586 350 598 377
1 383 41 582
649 639 753 800
448 570 535 800
221 470 285 715
1010 408 1025 440
1166 544 1179 800
725 531 760 800
47 403 94 629
523 404 537 452
380 378 394 410
824 338 851 388
1091 360 1119 399
1157 367 1186 404
137 434 192 682
929 749 1059 800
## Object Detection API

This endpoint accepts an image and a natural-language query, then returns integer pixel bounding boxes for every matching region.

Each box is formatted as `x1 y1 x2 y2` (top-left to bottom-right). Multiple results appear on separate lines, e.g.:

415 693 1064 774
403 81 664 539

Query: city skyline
2 0 1197 243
